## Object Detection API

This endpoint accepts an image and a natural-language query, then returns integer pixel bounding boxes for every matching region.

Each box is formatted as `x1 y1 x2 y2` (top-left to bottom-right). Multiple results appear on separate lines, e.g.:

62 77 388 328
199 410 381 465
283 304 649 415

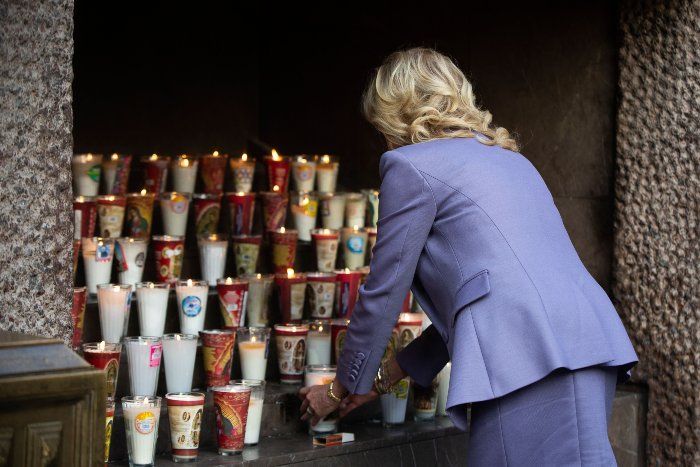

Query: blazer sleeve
336 150 437 394
396 325 449 387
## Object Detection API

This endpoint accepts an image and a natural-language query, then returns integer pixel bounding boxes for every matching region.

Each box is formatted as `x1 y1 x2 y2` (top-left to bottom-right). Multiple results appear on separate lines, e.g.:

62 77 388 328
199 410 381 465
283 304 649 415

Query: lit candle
216 277 248 329
344 192 367 228
304 365 338 433
73 195 97 240
319 192 346 230
193 193 222 236
124 336 162 397
306 320 332 365
314 154 339 193
152 235 185 285
102 153 132 195
310 228 340 272
72 153 103 196
82 341 121 400
162 334 198 393
200 151 228 195
135 282 169 337
275 269 306 323
232 234 262 275
290 191 319 242
341 226 368 270
125 190 156 239
122 396 161 465
141 153 171 194
306 272 336 319
159 192 191 237
229 153 256 193
259 190 288 234
334 269 362 319
397 312 423 350
269 227 298 273
236 327 270 380
229 379 266 446
200 330 235 387
176 280 209 335
240 274 274 326
198 234 228 286
97 195 127 238
171 154 198 193
97 283 132 343
264 149 291 192
165 392 205 462
116 237 149 288
291 155 316 192
225 191 256 236
381 377 410 426
274 323 309 384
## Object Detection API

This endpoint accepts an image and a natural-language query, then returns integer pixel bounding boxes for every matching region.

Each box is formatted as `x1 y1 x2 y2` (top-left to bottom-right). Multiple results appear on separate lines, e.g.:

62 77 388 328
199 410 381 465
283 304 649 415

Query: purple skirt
467 365 618 466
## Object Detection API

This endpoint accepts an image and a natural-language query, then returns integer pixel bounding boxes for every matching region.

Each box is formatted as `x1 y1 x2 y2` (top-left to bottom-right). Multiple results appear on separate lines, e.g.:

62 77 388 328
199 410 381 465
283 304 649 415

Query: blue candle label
96 243 113 263
346 236 365 254
182 296 202 317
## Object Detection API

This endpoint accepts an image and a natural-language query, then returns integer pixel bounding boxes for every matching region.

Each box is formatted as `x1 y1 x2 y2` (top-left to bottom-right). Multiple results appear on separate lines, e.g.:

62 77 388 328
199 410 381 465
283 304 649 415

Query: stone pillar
0 0 75 343
615 1 699 464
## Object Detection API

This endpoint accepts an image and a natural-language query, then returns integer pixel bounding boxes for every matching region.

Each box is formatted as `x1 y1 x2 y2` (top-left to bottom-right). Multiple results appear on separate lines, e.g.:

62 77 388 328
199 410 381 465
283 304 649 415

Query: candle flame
287 268 295 278
241 153 248 161
187 279 193 287
148 282 154 289
98 341 105 351
251 335 257 343
299 156 307 164
176 334 181 341
353 225 359 231
271 149 280 160
144 396 149 405
112 285 120 292
140 188 147 196
179 157 190 168
322 154 330 164
272 185 280 192
301 197 309 206
280 226 285 233
256 273 262 279
225 277 233 285
111 153 119 161
150 153 158 160
213 150 220 157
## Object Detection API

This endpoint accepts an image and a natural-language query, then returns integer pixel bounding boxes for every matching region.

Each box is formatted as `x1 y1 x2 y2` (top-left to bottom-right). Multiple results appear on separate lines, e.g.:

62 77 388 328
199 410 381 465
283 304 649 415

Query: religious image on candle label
182 296 203 317
96 243 113 262
135 411 157 435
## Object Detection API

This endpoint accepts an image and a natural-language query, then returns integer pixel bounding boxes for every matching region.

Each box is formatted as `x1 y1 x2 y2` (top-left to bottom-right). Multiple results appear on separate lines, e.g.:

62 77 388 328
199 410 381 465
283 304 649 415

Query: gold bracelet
374 359 393 395
327 380 343 403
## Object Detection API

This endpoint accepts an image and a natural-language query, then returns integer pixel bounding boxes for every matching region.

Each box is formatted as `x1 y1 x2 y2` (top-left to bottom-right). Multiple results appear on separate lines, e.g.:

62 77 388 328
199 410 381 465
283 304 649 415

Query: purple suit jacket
336 137 638 430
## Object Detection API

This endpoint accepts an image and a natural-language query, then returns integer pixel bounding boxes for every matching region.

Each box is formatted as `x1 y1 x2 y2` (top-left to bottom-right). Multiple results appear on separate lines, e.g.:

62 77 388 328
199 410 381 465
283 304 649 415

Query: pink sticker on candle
149 343 162 367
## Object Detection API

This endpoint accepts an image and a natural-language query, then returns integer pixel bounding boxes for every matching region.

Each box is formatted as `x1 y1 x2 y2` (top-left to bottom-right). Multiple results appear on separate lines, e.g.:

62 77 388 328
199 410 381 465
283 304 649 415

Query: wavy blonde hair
362 48 518 151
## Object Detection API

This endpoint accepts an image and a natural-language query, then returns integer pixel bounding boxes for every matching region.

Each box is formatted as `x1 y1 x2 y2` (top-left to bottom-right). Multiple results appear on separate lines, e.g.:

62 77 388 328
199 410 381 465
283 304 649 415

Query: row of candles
87 307 452 464
72 150 342 197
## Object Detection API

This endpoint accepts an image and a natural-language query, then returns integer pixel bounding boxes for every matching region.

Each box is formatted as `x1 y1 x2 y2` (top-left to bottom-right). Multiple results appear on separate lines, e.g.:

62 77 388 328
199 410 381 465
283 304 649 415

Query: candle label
261 194 288 232
95 242 113 263
228 194 256 236
105 410 114 460
320 199 331 217
233 166 254 193
294 164 315 181
87 165 101 182
315 238 339 272
413 379 439 413
275 334 307 379
290 283 306 320
135 252 145 268
115 242 128 272
398 323 422 350
201 156 227 194
309 282 335 318
182 296 203 317
233 243 260 275
346 236 365 254
98 204 125 238
73 209 82 240
291 199 318 218
135 411 157 434
126 195 154 239
169 406 203 450
149 343 163 367
144 161 168 193
213 390 250 451
71 289 87 349
392 378 410 399
103 358 119 399
195 200 221 236
201 332 235 386
154 241 184 284
168 194 189 214
346 201 365 223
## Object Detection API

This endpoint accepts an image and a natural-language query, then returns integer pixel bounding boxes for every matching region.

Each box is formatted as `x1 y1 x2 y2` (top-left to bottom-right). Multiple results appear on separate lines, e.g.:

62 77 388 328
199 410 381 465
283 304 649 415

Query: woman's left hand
299 384 340 426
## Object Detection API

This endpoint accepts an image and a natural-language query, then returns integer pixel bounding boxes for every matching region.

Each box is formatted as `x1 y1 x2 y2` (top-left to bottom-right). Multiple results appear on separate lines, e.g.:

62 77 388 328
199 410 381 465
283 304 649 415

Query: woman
300 48 637 465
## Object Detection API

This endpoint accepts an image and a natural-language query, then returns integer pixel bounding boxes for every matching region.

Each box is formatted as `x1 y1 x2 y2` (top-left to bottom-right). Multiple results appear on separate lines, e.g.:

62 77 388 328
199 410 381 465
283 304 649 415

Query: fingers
300 399 310 420
311 415 322 426
339 401 358 418
298 386 310 398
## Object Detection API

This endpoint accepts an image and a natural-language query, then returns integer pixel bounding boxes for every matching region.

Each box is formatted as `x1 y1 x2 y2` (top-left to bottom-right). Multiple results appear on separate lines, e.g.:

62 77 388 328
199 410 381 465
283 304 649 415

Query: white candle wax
172 158 198 193
160 193 190 236
117 238 148 288
243 275 273 327
125 337 162 396
136 284 169 337
123 399 160 465
72 153 102 196
292 158 316 192
176 281 208 335
83 238 115 295
244 396 263 445
306 333 331 366
342 228 368 270
344 194 367 228
304 368 337 433
320 194 346 230
436 362 451 416
291 193 318 242
103 162 117 194
315 161 339 193
238 341 267 381
97 285 131 344
162 335 198 392
381 378 410 425
198 238 228 286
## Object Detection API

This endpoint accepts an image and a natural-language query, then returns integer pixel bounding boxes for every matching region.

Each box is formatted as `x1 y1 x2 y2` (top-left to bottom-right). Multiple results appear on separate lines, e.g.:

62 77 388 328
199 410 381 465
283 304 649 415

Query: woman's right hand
338 389 379 417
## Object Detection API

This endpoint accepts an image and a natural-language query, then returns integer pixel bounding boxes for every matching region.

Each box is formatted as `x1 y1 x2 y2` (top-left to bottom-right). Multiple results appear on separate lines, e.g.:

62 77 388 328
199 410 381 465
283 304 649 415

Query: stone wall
615 0 699 465
0 0 75 343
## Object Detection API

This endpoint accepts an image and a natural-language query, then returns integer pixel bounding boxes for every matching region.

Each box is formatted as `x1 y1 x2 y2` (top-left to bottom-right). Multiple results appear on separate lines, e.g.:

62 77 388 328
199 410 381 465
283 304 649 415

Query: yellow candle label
135 411 156 435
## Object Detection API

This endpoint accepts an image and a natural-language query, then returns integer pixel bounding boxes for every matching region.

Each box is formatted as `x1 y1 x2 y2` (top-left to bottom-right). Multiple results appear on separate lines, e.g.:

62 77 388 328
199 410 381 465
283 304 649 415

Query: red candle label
143 160 168 193
227 193 255 236
73 199 97 240
201 332 235 386
213 390 250 452
336 273 361 318
266 158 291 192
217 283 248 328
153 239 184 284
200 156 227 194
261 193 288 232
194 197 222 236
71 289 87 350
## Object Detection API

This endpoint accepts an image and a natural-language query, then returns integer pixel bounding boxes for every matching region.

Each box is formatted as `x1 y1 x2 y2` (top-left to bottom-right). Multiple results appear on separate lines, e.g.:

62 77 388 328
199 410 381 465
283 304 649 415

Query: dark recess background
73 1 618 287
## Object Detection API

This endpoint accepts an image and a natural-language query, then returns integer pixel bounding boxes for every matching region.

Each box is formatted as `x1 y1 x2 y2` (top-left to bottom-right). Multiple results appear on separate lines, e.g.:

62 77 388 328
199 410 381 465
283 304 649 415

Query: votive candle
306 320 331 365
314 154 339 193
72 153 102 196
135 282 169 337
236 327 270 381
97 284 132 344
122 396 161 465
241 274 273 327
176 280 209 335
160 192 191 237
162 334 198 393
124 336 163 397
171 154 198 193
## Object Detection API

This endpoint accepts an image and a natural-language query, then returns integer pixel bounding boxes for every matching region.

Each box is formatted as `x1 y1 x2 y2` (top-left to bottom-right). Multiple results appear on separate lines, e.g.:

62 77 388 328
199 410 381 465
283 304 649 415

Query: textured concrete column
615 1 699 464
0 0 75 343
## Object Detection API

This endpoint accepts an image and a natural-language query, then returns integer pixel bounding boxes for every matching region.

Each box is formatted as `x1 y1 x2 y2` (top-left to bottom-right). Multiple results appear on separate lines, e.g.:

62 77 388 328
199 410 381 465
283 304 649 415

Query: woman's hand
339 389 379 417
298 384 341 426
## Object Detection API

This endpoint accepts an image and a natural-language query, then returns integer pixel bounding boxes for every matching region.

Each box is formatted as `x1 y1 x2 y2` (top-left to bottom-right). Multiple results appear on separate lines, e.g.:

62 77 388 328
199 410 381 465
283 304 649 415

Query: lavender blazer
336 137 638 430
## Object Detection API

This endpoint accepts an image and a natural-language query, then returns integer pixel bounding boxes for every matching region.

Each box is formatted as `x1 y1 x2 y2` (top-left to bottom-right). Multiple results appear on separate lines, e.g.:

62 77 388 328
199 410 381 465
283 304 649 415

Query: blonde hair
362 48 518 151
